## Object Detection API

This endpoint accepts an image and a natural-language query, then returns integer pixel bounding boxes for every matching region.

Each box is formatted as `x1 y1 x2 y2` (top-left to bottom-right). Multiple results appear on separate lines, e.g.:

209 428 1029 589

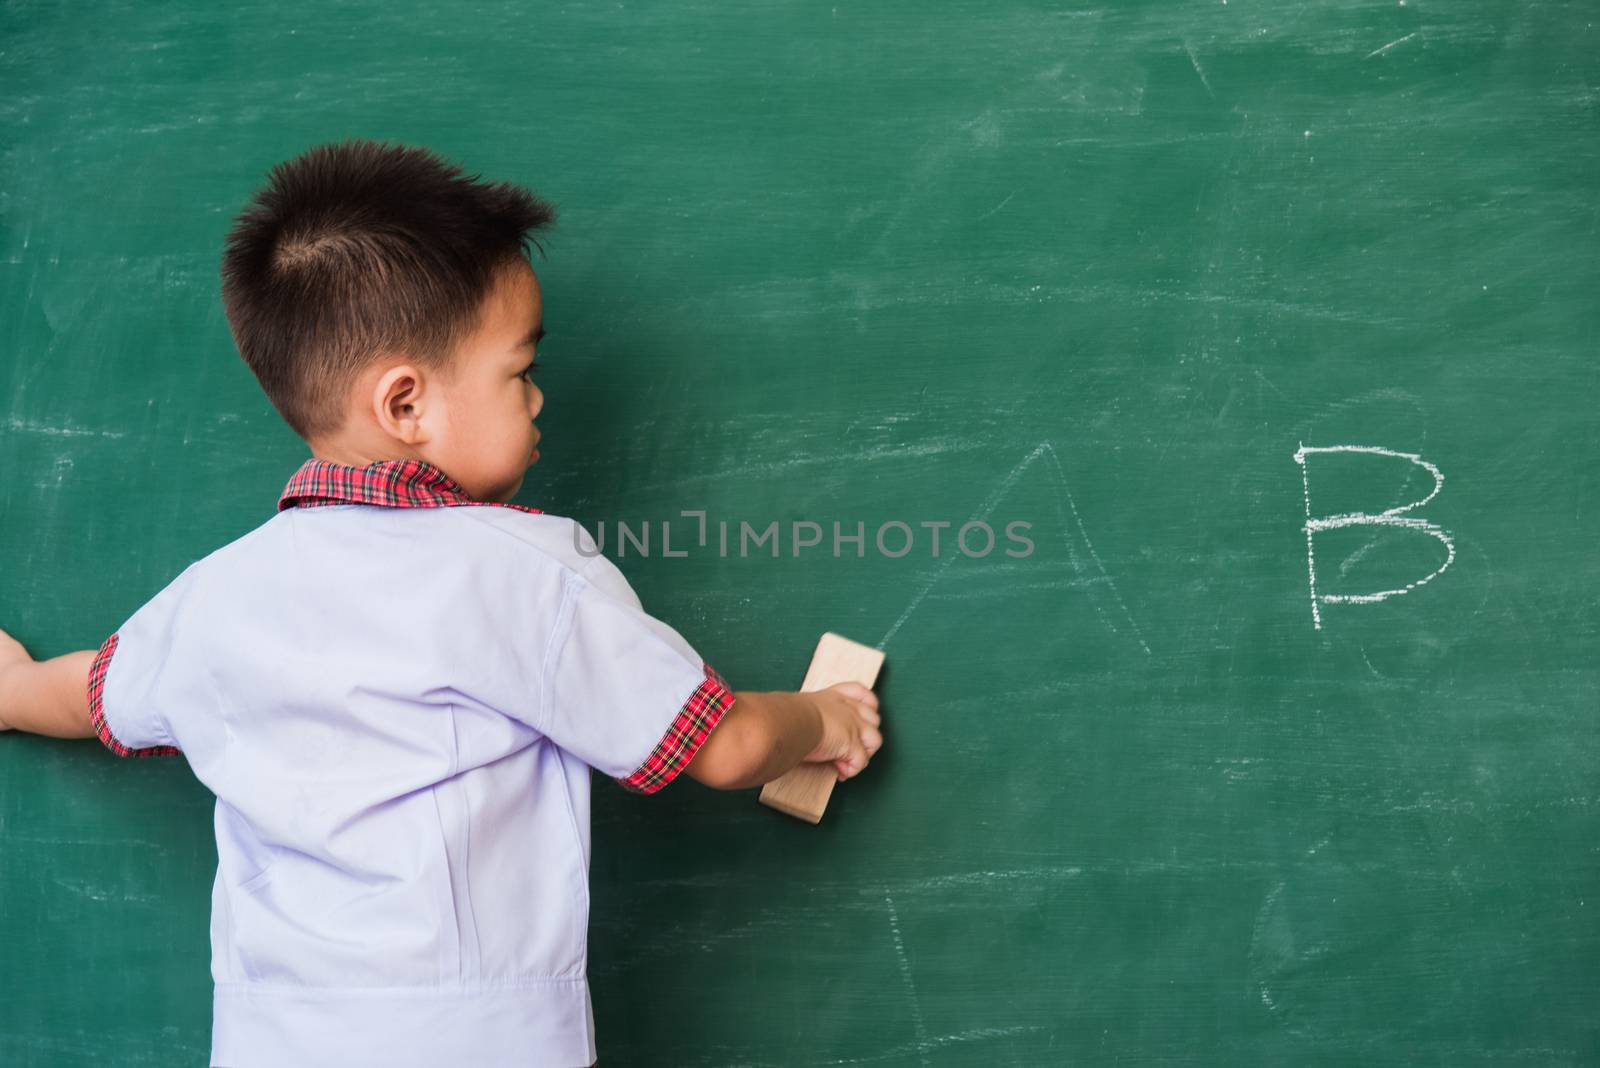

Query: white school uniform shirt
86 458 734 1068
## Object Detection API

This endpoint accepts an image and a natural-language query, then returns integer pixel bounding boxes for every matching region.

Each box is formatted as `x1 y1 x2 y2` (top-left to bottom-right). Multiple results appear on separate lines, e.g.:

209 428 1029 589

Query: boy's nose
528 387 544 419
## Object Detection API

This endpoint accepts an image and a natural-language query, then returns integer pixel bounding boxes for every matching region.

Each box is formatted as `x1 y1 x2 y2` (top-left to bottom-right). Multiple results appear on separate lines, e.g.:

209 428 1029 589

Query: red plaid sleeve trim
617 663 735 795
87 633 181 759
278 458 541 516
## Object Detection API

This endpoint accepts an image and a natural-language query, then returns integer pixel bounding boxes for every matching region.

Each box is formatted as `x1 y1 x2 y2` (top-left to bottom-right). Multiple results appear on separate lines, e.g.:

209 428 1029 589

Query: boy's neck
307 435 423 470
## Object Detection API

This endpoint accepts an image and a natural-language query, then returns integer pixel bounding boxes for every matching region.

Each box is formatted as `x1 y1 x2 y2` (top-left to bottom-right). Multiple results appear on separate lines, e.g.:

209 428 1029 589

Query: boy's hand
803 681 883 781
0 625 34 730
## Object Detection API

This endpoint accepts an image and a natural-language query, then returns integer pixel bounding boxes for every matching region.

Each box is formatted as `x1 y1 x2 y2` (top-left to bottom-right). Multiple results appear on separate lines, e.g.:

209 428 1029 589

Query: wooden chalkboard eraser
758 632 885 824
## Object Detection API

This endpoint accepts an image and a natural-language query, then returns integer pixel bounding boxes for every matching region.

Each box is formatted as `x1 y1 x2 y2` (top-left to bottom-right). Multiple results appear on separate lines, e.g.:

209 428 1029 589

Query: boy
0 139 884 1067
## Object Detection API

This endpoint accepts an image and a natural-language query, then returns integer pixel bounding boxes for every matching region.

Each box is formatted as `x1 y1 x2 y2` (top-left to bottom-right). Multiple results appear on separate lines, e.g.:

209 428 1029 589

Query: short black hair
221 139 557 440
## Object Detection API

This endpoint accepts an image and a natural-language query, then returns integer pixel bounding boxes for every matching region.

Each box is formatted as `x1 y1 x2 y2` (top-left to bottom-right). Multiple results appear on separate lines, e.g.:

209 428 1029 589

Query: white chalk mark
1359 644 1397 683
976 189 1018 222
885 865 1084 893
1037 444 1152 655
1316 517 1453 603
1252 880 1287 1013
1365 32 1417 59
884 892 931 1067
1336 535 1383 579
878 444 1046 648
811 1026 1046 1067
1184 41 1216 97
1252 367 1290 402
1294 444 1456 630
52 876 159 906
3 416 127 439
878 442 1150 655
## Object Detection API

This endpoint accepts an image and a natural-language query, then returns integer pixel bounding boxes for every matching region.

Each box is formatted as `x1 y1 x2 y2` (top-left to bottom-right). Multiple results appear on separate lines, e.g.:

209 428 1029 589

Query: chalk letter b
1294 444 1457 630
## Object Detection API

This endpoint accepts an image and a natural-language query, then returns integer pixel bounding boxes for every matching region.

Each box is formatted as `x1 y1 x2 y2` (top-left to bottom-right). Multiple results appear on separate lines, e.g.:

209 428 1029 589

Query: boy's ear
372 363 433 446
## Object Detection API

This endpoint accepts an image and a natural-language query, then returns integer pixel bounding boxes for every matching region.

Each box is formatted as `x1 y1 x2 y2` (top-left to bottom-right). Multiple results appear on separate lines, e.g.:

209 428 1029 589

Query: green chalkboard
3 1 1596 1064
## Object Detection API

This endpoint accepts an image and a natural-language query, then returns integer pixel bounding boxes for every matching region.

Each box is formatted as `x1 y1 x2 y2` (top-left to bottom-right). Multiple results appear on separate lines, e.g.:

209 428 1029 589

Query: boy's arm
0 628 95 739
685 690 822 791
685 683 881 792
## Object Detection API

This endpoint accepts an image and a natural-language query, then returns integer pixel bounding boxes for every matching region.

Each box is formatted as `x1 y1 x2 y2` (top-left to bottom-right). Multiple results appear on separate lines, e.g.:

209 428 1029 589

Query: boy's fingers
834 682 877 707
862 726 882 753
835 740 870 779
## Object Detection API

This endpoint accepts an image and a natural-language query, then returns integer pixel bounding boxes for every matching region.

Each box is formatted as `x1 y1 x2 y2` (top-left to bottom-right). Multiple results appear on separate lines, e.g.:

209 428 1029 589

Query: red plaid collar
278 458 541 515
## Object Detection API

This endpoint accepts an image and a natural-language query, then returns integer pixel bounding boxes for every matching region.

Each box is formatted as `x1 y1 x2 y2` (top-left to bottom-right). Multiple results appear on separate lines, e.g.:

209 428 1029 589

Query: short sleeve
86 568 199 759
542 557 734 794
87 632 181 758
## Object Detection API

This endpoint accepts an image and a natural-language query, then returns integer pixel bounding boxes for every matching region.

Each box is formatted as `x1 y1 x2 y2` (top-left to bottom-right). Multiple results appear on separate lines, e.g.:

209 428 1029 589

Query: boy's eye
519 361 542 382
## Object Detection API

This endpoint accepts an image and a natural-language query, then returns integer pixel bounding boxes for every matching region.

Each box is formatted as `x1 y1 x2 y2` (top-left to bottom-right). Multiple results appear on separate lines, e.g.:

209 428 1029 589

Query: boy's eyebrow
524 323 546 347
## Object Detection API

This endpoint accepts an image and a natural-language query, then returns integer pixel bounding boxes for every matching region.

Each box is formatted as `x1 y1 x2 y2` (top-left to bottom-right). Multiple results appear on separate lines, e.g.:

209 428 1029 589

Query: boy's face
429 260 545 503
